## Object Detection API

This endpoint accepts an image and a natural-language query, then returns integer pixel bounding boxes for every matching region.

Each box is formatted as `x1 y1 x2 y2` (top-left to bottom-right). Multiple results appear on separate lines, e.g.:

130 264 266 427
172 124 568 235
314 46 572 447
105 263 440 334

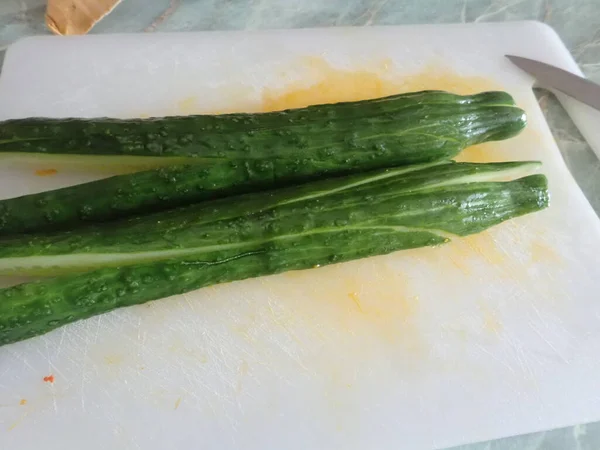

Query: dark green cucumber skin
0 162 547 270
0 234 436 346
0 170 548 346
0 163 279 235
0 91 525 159
0 91 526 235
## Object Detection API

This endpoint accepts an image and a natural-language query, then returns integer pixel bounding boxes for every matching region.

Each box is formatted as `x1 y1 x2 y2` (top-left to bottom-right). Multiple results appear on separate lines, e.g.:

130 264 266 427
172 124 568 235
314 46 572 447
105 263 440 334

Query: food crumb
174 397 182 410
43 374 55 383
19 399 26 406
35 168 58 176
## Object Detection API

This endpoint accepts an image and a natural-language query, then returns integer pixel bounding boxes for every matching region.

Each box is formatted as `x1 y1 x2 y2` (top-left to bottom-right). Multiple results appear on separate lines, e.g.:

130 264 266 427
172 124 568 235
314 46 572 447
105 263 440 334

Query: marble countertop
1 1 599 449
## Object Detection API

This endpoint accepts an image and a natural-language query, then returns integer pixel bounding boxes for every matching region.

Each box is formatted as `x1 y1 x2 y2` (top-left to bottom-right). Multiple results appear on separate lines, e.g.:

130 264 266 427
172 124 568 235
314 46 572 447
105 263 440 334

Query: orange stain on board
177 96 198 114
411 231 507 274
19 399 27 406
448 251 473 276
261 58 396 111
347 291 364 312
261 57 502 112
104 354 124 365
43 374 54 383
530 239 562 264
459 233 506 266
8 412 27 431
235 360 250 394
35 168 58 176
271 261 425 353
454 143 508 163
479 305 503 334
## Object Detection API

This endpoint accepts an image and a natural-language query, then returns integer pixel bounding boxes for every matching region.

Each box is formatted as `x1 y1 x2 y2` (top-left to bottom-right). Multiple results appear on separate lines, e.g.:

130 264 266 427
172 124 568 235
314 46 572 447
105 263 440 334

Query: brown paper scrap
46 0 123 35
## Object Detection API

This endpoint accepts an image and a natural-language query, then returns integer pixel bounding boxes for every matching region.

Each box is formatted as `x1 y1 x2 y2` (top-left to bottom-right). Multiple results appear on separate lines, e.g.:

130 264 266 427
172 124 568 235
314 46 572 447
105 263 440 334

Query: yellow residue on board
479 305 503 334
261 57 397 111
239 359 250 376
347 291 363 312
270 262 424 353
459 233 506 266
174 397 182 410
231 312 259 344
411 231 508 276
34 168 58 176
167 337 209 364
454 143 509 163
174 85 259 116
19 399 27 406
260 56 502 112
104 354 123 365
448 252 473 276
177 96 198 114
236 360 250 394
530 239 562 264
7 412 28 431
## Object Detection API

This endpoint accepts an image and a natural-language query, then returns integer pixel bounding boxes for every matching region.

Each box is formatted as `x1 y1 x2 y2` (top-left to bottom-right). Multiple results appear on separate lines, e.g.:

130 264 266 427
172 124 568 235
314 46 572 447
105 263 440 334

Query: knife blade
506 55 600 112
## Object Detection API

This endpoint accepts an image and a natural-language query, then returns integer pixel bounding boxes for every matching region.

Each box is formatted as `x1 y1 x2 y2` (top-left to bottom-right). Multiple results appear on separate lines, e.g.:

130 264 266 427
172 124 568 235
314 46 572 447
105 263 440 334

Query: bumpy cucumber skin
0 232 441 346
0 162 546 272
0 91 526 235
0 172 548 346
0 91 525 158
0 163 277 235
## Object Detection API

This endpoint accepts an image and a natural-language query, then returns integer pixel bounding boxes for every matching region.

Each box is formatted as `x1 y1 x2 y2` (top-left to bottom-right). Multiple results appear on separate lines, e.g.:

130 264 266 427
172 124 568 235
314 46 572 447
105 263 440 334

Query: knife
506 55 600 112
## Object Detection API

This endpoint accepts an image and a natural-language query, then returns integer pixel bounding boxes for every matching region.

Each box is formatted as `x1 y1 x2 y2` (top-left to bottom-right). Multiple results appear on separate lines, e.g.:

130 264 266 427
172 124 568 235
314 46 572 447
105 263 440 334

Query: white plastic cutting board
1 22 600 450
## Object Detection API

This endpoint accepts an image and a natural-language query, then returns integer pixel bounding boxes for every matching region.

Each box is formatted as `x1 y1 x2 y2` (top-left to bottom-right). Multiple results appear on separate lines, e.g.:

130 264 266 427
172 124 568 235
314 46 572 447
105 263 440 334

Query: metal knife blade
506 55 600 112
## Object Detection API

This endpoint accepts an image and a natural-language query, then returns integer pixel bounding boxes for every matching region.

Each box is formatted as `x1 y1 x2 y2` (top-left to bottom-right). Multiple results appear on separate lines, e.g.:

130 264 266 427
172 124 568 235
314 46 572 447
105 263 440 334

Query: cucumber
0 162 548 346
0 160 545 276
0 90 526 235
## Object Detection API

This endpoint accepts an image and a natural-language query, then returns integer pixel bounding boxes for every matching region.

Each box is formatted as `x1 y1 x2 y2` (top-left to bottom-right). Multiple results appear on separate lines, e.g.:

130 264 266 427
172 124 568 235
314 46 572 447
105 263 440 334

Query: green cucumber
0 161 546 276
0 161 548 346
0 162 539 276
0 90 526 235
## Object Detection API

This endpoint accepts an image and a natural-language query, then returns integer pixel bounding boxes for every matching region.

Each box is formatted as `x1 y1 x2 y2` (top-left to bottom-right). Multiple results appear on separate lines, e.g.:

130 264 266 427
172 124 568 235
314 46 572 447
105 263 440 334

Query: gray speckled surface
0 1 599 448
